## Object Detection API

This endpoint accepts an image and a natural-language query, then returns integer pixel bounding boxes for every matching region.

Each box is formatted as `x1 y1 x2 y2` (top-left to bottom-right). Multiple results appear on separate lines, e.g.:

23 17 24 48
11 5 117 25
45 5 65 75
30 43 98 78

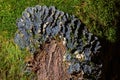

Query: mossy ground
0 0 119 79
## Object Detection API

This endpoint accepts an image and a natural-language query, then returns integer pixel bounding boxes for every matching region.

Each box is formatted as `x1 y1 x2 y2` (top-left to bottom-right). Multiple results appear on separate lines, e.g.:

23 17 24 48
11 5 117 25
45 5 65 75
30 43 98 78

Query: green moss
105 27 116 42
81 35 87 45
74 0 118 42
0 37 34 80
0 0 119 79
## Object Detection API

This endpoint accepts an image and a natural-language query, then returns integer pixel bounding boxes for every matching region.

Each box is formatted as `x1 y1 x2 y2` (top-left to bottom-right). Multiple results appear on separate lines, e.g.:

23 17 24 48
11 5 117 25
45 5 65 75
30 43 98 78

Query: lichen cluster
14 5 102 79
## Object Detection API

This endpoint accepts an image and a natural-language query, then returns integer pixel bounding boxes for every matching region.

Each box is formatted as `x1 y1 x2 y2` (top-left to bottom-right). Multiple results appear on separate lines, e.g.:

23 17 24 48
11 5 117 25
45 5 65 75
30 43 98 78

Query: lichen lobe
14 5 102 80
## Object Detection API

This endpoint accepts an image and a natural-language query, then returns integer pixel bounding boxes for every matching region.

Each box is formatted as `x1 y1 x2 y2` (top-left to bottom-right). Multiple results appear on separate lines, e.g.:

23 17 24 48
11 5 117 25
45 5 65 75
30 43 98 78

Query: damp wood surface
27 40 84 80
29 40 70 80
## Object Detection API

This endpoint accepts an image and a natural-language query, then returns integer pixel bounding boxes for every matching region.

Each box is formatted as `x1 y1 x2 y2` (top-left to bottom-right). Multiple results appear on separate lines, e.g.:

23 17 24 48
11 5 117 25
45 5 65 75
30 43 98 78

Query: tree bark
27 40 80 80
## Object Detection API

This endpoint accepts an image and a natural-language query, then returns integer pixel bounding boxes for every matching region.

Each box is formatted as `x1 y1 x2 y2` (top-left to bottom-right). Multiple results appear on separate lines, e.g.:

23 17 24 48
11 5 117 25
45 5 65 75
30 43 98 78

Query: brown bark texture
26 40 82 80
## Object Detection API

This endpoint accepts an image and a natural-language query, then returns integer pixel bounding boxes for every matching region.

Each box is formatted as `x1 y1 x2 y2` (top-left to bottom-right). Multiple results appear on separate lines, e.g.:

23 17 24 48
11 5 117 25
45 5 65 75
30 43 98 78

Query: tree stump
26 40 83 80
15 5 102 80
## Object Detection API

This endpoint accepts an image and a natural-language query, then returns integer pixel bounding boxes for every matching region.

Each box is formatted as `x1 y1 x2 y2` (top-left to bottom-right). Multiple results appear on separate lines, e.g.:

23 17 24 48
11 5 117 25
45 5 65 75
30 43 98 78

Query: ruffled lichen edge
14 5 102 79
